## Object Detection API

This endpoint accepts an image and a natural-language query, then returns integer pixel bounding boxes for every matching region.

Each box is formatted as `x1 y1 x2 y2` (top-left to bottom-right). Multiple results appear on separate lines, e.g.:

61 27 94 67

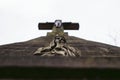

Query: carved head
54 20 62 28
54 36 66 44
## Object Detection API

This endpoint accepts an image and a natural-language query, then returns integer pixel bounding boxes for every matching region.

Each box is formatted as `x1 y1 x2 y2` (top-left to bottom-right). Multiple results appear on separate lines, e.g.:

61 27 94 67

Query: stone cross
38 20 79 36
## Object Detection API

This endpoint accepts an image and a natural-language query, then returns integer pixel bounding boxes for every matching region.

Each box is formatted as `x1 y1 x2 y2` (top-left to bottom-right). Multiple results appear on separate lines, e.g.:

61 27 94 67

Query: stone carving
34 36 81 56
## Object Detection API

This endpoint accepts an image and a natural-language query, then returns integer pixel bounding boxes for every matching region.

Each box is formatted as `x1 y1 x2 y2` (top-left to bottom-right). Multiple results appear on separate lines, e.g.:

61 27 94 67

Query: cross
38 20 79 36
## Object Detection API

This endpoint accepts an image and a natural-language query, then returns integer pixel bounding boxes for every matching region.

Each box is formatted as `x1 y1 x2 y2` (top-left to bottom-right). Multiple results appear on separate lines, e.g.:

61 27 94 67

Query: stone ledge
0 56 120 69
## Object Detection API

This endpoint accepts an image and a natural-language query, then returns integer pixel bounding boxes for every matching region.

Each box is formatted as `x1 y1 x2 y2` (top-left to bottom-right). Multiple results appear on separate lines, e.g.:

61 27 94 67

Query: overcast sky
0 0 120 47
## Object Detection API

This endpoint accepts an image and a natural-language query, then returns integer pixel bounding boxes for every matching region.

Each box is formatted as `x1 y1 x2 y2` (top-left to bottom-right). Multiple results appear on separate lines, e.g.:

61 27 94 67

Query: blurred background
0 0 120 47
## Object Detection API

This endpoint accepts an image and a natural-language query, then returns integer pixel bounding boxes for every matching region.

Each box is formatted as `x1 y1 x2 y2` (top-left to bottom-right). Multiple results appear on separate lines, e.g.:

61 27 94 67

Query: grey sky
0 0 120 46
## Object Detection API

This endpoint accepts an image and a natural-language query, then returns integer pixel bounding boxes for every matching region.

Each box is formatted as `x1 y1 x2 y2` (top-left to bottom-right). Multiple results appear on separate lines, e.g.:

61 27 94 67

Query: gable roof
0 36 120 57
0 36 120 79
